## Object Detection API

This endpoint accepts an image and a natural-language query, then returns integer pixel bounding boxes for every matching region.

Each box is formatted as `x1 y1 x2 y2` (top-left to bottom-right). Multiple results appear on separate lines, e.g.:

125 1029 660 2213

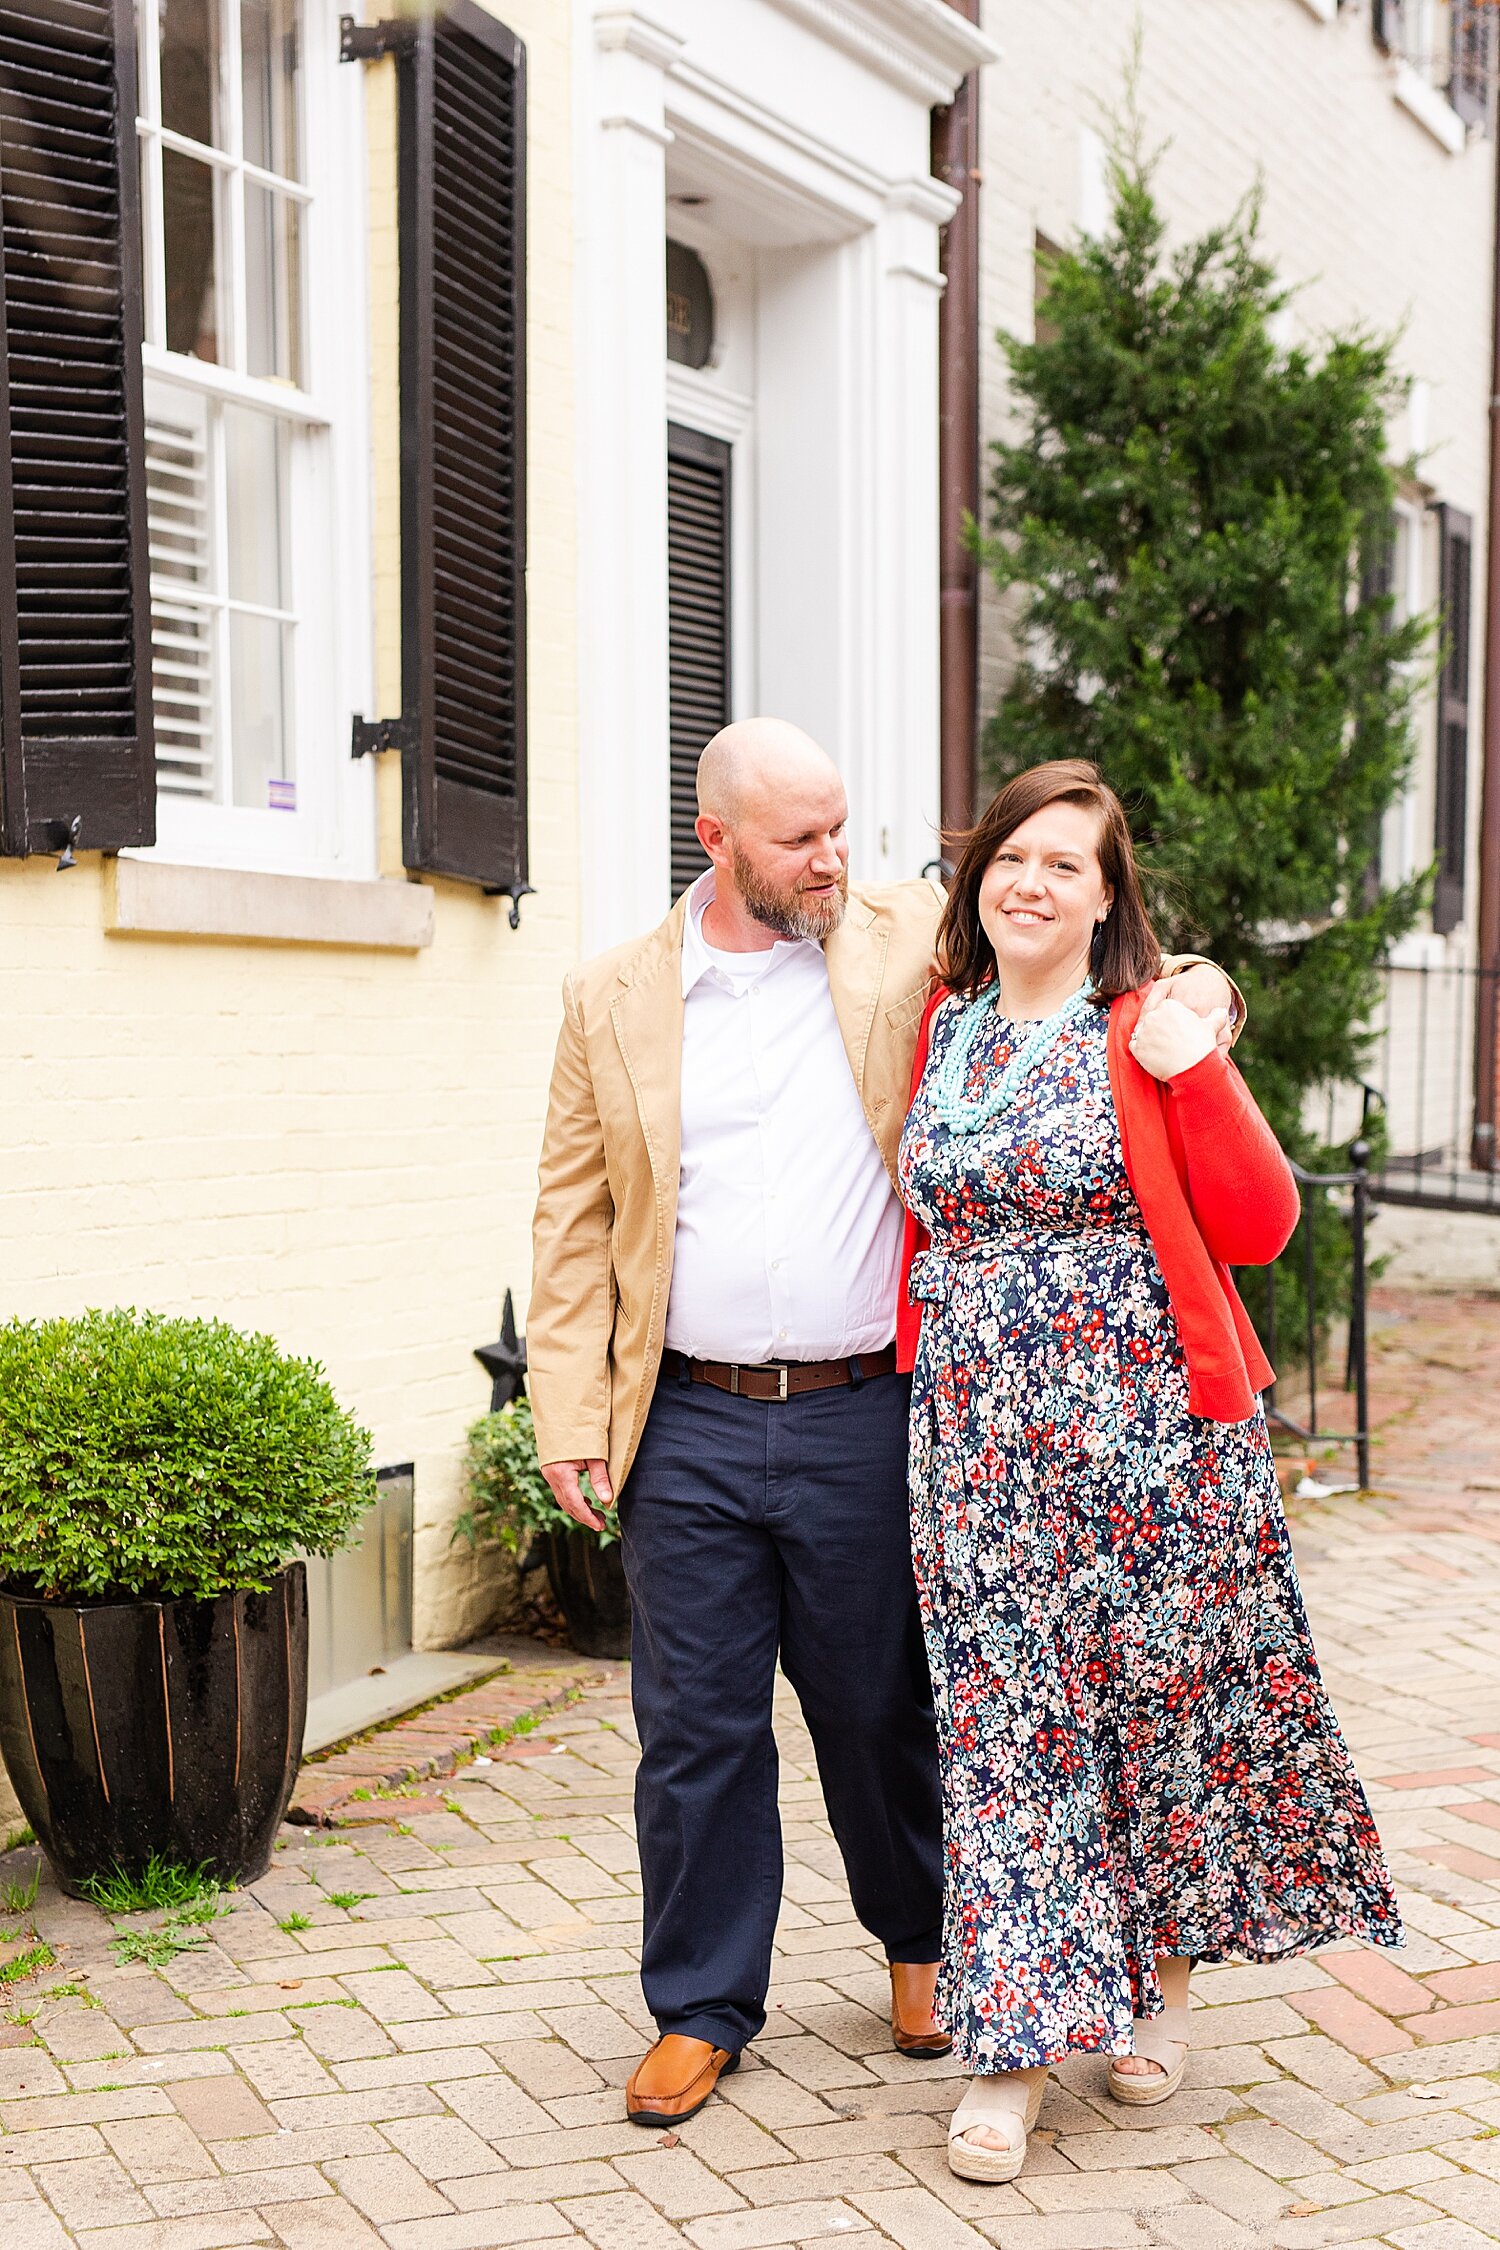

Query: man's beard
730 848 848 943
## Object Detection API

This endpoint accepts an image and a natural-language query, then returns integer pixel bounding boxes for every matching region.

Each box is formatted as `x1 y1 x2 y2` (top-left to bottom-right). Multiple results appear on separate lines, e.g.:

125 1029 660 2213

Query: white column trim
575 5 680 952
665 367 754 444
763 0 998 103
865 180 946 879
594 6 684 69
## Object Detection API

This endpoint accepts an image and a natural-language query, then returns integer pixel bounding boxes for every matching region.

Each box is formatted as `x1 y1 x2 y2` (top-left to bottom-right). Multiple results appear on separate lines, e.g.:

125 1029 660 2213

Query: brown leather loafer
891 1961 953 2057
626 2033 740 2124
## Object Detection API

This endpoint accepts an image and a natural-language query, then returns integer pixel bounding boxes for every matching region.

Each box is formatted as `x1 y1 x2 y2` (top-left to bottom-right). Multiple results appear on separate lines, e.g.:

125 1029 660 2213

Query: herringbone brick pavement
4 1287 1500 2249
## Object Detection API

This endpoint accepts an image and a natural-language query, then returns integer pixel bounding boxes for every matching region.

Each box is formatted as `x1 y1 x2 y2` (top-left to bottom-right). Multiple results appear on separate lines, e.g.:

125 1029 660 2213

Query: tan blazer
527 877 1227 1497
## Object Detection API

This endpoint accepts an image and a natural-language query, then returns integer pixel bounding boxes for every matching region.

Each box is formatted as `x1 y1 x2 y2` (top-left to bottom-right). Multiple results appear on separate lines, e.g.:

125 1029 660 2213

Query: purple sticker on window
268 779 296 811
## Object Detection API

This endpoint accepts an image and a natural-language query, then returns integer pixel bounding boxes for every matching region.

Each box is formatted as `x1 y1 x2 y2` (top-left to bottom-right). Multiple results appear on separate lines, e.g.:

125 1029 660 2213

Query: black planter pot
0 1563 308 1897
543 1530 631 1659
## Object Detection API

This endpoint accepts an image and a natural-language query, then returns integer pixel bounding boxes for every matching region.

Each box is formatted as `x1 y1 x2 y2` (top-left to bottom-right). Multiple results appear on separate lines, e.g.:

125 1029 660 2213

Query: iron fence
1256 955 1500 1489
1242 1147 1372 1491
1321 960 1500 1212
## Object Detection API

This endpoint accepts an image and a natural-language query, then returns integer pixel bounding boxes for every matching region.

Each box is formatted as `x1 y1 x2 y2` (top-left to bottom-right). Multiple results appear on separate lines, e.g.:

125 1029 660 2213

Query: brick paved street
6 1294 1500 2250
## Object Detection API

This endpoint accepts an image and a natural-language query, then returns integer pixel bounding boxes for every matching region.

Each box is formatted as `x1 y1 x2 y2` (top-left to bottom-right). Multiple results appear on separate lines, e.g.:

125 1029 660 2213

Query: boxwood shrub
0 1309 375 1602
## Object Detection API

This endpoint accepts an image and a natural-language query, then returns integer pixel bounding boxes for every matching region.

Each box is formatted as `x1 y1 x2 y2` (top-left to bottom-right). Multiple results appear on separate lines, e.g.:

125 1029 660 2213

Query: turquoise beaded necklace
930 977 1095 1135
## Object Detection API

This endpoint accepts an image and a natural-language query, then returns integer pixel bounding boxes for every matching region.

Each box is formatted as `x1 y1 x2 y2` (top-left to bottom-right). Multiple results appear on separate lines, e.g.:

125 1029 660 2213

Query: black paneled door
667 422 731 900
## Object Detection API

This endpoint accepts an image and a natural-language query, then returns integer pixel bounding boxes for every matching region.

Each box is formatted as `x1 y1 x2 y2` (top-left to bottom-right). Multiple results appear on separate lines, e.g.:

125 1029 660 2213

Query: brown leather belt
684 1346 899 1402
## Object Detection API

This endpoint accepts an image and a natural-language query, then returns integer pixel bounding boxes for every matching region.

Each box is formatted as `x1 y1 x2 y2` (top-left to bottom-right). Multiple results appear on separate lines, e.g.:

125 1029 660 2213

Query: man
527 719 1233 2126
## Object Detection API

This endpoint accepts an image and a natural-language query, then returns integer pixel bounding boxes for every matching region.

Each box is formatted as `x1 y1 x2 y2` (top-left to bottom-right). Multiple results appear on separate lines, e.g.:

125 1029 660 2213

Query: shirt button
778 1328 788 1340
771 1259 782 1270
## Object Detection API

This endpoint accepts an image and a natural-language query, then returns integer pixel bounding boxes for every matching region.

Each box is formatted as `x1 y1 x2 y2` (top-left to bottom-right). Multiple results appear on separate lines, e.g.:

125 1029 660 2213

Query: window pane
242 0 300 179
148 400 212 592
160 0 223 150
163 148 221 361
229 613 292 810
224 405 286 607
245 183 303 384
145 383 217 800
154 599 218 797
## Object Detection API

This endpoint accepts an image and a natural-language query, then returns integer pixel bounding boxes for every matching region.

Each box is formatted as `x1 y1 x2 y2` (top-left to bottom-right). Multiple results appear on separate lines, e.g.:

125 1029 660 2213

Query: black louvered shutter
1434 504 1473 937
667 423 730 901
395 0 526 893
1371 0 1399 55
0 0 154 857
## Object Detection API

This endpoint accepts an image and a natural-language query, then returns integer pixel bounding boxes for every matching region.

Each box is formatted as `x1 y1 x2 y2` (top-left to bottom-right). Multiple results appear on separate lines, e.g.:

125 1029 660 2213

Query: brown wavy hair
937 760 1162 1004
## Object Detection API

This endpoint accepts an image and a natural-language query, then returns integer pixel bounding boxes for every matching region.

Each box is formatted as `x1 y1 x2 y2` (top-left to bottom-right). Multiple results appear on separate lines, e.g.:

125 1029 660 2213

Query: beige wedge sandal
947 2069 1048 2184
1107 2004 1190 2106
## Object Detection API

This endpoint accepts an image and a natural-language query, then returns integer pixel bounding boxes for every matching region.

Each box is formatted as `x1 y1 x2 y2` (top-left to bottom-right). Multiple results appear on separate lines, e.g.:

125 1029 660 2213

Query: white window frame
1386 0 1471 152
132 0 376 880
1399 0 1445 79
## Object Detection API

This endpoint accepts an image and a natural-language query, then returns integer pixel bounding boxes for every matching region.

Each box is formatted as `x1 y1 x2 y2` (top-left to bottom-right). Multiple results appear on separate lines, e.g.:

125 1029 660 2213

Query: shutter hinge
339 14 417 62
483 876 536 931
350 713 417 758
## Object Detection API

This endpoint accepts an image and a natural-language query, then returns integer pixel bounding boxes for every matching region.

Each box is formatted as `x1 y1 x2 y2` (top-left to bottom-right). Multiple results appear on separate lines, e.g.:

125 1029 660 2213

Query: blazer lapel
610 895 689 1244
824 891 889 1105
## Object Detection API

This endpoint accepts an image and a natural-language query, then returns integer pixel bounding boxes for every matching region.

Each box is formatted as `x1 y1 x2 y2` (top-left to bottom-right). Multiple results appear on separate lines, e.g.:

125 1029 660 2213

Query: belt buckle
729 1361 790 1399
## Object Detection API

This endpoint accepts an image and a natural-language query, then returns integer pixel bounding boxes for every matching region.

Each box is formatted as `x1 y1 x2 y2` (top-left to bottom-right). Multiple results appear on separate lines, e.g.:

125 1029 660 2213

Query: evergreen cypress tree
979 149 1431 1157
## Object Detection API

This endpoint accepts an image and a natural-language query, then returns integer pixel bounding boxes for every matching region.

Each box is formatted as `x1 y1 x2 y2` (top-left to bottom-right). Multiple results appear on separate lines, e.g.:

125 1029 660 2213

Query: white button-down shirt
663 874 904 1364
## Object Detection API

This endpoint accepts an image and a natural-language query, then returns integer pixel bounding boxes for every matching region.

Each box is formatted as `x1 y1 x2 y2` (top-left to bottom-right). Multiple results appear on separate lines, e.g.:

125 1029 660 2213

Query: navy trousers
617 1358 944 2052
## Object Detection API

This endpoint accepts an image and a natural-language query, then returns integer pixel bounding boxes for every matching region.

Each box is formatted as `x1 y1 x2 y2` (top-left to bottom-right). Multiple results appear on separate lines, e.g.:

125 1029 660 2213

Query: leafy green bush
455 1398 616 1552
0 1310 374 1602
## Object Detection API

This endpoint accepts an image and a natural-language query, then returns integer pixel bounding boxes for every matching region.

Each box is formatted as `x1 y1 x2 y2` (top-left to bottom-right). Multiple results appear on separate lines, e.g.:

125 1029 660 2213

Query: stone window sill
105 858 435 951
1392 60 1467 155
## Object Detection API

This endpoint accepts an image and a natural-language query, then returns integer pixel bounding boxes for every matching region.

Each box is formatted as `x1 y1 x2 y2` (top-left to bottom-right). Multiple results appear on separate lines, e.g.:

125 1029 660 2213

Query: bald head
696 717 841 829
693 717 850 947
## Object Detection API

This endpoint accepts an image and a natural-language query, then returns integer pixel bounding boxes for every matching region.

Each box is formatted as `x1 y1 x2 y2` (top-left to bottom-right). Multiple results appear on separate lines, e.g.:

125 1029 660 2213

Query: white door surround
574 0 997 953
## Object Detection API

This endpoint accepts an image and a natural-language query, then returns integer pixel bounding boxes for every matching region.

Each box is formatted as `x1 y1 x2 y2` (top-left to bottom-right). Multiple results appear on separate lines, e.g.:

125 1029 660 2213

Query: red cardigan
896 985 1300 1423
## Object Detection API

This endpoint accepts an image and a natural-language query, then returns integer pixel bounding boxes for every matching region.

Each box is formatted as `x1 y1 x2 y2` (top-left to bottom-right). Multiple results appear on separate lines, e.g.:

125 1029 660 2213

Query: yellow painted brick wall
0 0 577 1661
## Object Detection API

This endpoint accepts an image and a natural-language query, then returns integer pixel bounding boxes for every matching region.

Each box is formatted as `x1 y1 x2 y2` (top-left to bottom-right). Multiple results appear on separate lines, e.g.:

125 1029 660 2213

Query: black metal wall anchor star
474 1288 527 1411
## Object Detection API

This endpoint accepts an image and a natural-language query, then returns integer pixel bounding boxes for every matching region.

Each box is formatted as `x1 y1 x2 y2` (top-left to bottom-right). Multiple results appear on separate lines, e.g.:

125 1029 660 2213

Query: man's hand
542 1458 614 1533
1144 962 1234 1052
1130 996 1230 1083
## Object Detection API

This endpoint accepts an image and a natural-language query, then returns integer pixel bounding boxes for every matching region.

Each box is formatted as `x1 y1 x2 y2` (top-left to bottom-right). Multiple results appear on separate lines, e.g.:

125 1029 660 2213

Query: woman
896 761 1401 2185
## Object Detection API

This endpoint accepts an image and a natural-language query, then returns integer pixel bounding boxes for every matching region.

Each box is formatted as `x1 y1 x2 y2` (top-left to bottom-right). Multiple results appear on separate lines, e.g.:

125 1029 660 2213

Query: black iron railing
1242 1144 1372 1490
1323 961 1500 1212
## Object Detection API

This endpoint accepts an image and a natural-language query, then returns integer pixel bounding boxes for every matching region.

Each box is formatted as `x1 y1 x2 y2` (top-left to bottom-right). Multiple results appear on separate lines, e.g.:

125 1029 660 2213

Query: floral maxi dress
899 997 1402 2073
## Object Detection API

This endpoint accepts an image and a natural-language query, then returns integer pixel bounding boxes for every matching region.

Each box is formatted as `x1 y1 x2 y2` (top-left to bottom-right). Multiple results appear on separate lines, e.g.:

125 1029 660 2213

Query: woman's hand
1129 996 1230 1082
1144 964 1235 1051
